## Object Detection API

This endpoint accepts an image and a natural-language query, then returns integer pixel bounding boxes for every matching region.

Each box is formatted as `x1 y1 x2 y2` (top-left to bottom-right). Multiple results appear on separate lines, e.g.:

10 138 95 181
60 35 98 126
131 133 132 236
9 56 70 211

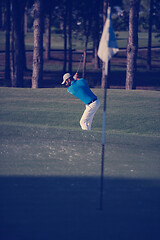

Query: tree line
1 0 159 89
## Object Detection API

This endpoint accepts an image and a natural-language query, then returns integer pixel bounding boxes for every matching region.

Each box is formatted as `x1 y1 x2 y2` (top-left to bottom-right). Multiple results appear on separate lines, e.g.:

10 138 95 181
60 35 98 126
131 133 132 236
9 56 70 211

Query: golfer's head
62 73 73 86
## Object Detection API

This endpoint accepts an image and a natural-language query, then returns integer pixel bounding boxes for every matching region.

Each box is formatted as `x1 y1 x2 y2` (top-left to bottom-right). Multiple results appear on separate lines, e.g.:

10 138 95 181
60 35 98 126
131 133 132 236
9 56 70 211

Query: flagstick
97 5 119 210
99 73 108 211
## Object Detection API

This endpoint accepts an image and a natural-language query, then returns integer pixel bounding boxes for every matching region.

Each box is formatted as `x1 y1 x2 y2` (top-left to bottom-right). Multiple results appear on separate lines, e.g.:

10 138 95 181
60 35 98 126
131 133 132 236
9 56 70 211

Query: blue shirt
67 78 97 104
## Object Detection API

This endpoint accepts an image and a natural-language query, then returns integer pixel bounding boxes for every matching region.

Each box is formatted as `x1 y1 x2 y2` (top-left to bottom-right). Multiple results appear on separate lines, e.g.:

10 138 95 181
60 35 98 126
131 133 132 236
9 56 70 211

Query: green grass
0 88 159 177
0 88 159 136
0 31 160 51
116 31 160 49
0 87 159 179
0 88 160 239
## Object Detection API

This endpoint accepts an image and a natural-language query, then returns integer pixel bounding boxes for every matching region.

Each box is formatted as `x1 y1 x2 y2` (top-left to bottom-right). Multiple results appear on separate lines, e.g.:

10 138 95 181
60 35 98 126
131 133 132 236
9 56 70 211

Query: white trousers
80 99 100 130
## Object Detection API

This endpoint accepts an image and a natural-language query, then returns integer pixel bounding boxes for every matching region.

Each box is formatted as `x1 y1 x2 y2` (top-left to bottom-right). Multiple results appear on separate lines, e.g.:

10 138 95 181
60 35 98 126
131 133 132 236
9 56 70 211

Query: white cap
62 73 72 84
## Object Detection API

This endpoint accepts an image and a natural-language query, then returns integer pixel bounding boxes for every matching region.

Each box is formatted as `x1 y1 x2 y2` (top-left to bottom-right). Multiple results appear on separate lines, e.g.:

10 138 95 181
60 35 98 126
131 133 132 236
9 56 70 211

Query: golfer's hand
73 73 78 80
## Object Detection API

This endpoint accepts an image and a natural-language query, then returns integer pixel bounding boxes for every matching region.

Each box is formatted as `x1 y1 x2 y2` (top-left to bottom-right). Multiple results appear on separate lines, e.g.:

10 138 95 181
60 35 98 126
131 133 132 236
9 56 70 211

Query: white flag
98 7 119 75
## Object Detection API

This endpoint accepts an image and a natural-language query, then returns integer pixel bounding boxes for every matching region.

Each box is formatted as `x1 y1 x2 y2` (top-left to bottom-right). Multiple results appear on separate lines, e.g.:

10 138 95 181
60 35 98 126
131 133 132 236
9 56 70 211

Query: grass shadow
0 176 160 240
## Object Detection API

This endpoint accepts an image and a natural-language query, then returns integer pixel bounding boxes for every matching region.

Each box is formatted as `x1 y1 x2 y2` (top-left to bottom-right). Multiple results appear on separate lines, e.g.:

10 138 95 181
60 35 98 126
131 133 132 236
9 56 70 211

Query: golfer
62 72 100 130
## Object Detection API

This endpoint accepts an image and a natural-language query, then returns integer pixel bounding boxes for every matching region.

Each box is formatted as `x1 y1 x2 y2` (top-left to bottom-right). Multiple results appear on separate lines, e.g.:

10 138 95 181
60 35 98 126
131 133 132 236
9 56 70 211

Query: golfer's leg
87 99 100 129
80 106 91 130
87 113 95 130
87 100 100 129
80 100 100 130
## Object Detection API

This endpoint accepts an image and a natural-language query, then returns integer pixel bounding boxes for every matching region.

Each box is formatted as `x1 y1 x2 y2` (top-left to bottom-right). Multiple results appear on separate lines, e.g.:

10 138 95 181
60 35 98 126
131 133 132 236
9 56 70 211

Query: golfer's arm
73 73 80 80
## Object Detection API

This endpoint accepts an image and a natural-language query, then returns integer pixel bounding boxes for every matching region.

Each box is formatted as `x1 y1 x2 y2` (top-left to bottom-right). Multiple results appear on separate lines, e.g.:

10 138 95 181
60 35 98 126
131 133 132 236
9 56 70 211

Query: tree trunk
24 6 28 34
11 19 15 86
11 0 24 87
93 36 99 70
0 1 2 30
63 0 67 73
82 49 87 79
126 0 140 90
82 1 92 79
32 0 43 88
0 1 5 30
147 0 153 70
93 0 100 70
82 20 89 79
21 2 27 71
45 3 51 60
68 0 72 73
4 0 11 87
